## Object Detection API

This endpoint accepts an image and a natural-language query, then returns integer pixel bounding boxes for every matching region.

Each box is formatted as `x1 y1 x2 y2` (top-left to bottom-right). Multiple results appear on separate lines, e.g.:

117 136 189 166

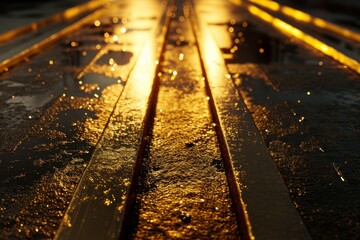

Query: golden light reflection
112 17 119 24
120 27 127 34
230 0 243 5
94 20 101 27
70 41 79 47
248 0 279 11
248 0 360 43
190 2 255 238
247 5 360 74
281 6 311 23
0 0 106 44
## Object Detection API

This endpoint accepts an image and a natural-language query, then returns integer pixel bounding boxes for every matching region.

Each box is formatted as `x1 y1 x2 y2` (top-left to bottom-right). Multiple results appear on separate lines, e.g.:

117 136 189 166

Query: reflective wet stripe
0 4 109 73
0 0 107 44
54 1 174 239
188 0 311 239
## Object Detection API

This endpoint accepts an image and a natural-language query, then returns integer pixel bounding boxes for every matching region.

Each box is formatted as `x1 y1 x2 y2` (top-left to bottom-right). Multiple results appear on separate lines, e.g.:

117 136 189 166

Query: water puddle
6 93 55 111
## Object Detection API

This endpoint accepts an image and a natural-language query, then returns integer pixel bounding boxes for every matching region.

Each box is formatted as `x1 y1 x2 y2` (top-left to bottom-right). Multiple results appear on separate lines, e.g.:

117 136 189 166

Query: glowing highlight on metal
248 0 279 11
0 4 109 73
0 0 108 44
246 5 360 74
247 0 360 43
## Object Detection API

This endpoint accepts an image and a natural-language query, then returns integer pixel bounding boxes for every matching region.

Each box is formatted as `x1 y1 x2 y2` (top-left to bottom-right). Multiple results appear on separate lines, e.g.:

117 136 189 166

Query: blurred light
281 6 311 23
94 20 101 27
112 17 119 24
249 0 279 11
120 27 127 34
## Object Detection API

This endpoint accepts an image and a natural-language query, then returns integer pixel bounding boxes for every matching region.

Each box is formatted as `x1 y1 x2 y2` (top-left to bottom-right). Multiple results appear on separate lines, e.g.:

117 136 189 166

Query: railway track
231 0 360 74
0 0 359 239
55 0 308 239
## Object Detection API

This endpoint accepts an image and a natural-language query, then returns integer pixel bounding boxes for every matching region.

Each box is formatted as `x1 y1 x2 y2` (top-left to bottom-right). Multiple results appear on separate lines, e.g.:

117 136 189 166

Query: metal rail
54 1 175 238
0 0 108 44
53 0 313 238
0 2 110 74
188 0 311 239
248 0 360 43
230 0 360 74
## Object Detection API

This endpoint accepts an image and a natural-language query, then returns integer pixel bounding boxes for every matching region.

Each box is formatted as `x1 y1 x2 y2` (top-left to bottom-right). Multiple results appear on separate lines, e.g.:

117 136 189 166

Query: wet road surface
0 0 360 239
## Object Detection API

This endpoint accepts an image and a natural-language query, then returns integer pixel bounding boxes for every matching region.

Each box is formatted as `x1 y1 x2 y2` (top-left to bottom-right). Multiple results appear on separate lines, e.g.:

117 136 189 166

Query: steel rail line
0 0 108 44
188 0 310 239
248 0 360 43
54 1 175 238
0 2 110 74
230 0 360 74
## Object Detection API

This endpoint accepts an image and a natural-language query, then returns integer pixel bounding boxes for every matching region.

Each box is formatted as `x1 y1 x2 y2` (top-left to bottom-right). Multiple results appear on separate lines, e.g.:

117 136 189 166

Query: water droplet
179 212 191 224
112 17 119 24
70 41 78 47
120 27 127 34
112 34 119 42
94 20 101 27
